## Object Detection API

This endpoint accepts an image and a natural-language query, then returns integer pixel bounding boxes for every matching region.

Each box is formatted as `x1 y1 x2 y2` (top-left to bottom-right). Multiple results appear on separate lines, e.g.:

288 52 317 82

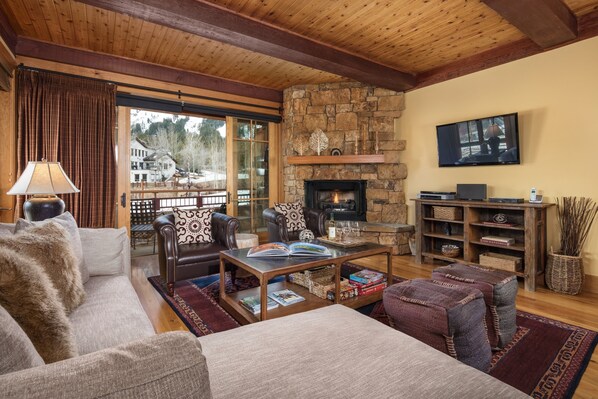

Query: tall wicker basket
545 250 584 295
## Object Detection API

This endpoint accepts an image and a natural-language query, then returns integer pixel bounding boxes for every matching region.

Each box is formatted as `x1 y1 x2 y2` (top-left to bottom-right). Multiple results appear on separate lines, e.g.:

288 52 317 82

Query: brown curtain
15 69 117 227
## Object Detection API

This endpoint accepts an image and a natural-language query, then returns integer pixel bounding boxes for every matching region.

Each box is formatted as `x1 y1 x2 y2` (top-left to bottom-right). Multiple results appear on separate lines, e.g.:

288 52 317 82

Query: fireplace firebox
304 180 367 221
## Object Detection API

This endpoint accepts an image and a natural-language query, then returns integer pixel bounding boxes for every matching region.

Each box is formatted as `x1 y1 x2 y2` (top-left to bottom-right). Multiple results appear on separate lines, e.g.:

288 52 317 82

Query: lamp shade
7 160 79 195
485 124 503 138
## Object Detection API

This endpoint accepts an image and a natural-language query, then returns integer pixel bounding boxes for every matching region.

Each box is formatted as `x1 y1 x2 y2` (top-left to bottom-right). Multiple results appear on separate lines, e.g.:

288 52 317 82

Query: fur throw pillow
0 221 86 314
15 212 89 283
0 247 78 363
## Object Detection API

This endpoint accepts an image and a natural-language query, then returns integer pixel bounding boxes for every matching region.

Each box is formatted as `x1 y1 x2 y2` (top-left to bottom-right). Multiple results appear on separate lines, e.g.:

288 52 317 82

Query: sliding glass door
226 117 278 239
116 110 280 244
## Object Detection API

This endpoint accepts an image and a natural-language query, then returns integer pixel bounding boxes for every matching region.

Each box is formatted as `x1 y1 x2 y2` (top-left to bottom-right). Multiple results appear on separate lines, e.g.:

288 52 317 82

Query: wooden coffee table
219 242 392 324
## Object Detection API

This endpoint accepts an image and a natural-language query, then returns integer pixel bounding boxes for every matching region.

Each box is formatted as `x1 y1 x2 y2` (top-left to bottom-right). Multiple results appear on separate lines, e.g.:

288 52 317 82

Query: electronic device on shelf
489 198 525 203
529 188 544 203
417 191 456 200
529 195 543 204
456 184 487 201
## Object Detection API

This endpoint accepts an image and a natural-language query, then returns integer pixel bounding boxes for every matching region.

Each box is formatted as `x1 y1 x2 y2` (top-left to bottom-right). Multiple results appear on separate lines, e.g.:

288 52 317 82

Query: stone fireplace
280 82 413 254
281 82 408 225
304 180 367 221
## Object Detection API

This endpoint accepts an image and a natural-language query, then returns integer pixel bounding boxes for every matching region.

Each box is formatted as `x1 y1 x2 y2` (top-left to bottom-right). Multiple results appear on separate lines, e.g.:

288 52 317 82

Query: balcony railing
130 188 250 214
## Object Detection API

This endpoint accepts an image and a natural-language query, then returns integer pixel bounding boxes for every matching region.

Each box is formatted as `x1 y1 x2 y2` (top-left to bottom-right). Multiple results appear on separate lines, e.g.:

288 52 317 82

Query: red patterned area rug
148 270 597 399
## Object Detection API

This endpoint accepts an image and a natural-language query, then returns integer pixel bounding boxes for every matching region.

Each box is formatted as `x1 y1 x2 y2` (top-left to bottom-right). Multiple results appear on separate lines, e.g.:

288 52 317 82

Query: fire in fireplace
304 180 367 221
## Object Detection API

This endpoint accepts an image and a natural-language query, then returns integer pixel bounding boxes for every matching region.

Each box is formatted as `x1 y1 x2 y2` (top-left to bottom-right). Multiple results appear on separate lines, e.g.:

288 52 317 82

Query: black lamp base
23 195 65 221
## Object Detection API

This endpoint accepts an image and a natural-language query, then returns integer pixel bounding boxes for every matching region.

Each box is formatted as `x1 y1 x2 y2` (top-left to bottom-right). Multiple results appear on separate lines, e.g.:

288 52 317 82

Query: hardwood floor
131 253 598 398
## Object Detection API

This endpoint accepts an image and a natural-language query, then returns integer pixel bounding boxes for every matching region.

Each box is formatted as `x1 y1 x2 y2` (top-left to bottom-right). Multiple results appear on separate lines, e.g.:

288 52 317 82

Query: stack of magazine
268 289 305 306
239 289 306 313
349 270 387 296
238 295 279 315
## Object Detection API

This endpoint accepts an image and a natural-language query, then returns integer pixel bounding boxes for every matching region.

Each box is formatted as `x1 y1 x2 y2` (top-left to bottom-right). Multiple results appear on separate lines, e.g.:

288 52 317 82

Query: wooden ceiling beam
0 6 17 54
75 0 416 92
15 38 283 102
482 0 577 48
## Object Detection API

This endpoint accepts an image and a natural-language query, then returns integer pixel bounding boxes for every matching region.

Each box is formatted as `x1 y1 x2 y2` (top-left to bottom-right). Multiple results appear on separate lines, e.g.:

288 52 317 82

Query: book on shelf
354 281 386 296
247 242 332 257
480 235 515 246
349 270 385 285
238 295 279 315
349 277 388 289
482 221 517 227
350 278 388 293
268 289 305 306
326 285 359 301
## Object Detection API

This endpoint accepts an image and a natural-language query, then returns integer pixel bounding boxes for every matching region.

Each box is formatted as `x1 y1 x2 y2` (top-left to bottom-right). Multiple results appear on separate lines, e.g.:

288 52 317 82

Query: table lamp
7 159 80 221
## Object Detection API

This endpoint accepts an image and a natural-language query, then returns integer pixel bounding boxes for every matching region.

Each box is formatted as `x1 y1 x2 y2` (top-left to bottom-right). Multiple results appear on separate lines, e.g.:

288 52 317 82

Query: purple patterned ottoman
432 263 517 349
383 279 492 371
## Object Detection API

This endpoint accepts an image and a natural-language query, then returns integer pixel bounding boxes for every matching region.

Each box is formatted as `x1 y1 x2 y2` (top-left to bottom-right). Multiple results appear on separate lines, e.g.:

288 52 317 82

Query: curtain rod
17 64 282 113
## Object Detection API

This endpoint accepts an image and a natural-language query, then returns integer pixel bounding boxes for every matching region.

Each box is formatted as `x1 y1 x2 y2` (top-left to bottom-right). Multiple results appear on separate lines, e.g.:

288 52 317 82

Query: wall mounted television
436 112 520 167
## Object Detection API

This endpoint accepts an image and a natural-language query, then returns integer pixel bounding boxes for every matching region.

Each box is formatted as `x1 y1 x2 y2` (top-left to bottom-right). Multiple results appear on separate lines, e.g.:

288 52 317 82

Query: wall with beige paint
399 36 598 275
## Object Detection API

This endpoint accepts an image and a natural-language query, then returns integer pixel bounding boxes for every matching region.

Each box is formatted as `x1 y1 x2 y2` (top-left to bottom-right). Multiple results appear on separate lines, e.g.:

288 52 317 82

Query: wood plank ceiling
1 0 598 101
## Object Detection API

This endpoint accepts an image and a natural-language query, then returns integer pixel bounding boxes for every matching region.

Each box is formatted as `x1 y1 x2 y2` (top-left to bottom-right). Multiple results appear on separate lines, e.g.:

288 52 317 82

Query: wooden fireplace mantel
287 154 386 165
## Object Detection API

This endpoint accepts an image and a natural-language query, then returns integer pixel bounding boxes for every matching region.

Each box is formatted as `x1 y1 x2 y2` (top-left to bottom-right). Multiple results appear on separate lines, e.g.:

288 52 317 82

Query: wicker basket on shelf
479 252 522 272
289 266 334 289
433 206 463 221
545 250 584 295
441 244 460 258
310 276 352 299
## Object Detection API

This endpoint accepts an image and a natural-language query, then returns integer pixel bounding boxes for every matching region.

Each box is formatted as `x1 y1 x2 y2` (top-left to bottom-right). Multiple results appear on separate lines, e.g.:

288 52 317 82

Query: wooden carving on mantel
294 136 309 156
309 129 329 155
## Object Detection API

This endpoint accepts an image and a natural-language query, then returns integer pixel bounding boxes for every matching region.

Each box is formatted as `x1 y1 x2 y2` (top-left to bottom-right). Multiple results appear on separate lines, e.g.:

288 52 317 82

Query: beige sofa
0 224 156 353
0 225 528 398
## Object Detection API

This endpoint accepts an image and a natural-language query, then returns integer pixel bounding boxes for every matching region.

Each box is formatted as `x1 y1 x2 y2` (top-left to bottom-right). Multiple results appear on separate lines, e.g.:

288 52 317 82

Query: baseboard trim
583 274 598 294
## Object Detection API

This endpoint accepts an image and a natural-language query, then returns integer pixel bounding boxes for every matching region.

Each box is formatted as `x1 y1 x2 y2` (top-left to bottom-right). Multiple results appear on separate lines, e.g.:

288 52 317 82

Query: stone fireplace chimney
281 82 408 224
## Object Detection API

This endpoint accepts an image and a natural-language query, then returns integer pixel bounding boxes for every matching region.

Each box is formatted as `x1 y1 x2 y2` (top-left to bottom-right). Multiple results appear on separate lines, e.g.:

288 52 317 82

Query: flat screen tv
436 112 520 167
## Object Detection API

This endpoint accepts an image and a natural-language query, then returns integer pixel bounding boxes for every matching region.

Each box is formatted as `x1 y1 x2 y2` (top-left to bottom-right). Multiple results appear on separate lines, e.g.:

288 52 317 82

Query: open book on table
247 242 332 257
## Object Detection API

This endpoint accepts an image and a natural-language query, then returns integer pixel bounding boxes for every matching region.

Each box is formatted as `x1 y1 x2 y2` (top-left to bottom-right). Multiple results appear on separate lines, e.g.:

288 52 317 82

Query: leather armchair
263 207 327 242
153 212 239 296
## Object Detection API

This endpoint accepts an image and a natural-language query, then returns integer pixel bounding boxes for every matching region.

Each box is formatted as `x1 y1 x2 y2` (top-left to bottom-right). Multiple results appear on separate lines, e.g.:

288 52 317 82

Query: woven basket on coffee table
545 250 584 295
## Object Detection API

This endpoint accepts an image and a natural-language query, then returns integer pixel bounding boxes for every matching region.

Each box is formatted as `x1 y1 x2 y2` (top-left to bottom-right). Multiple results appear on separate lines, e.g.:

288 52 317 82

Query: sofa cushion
174 207 214 244
2 222 86 314
0 332 213 399
79 227 129 277
274 202 307 231
199 305 527 399
0 222 14 236
0 246 78 363
15 212 89 283
70 275 155 355
0 304 44 375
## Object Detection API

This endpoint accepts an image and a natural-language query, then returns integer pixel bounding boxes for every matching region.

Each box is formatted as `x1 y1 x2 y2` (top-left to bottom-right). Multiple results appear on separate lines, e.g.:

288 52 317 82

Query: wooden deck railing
130 188 249 213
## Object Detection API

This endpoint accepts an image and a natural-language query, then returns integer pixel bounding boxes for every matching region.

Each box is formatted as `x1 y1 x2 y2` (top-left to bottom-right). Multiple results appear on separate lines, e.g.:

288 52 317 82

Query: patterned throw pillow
174 208 214 244
274 202 307 231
